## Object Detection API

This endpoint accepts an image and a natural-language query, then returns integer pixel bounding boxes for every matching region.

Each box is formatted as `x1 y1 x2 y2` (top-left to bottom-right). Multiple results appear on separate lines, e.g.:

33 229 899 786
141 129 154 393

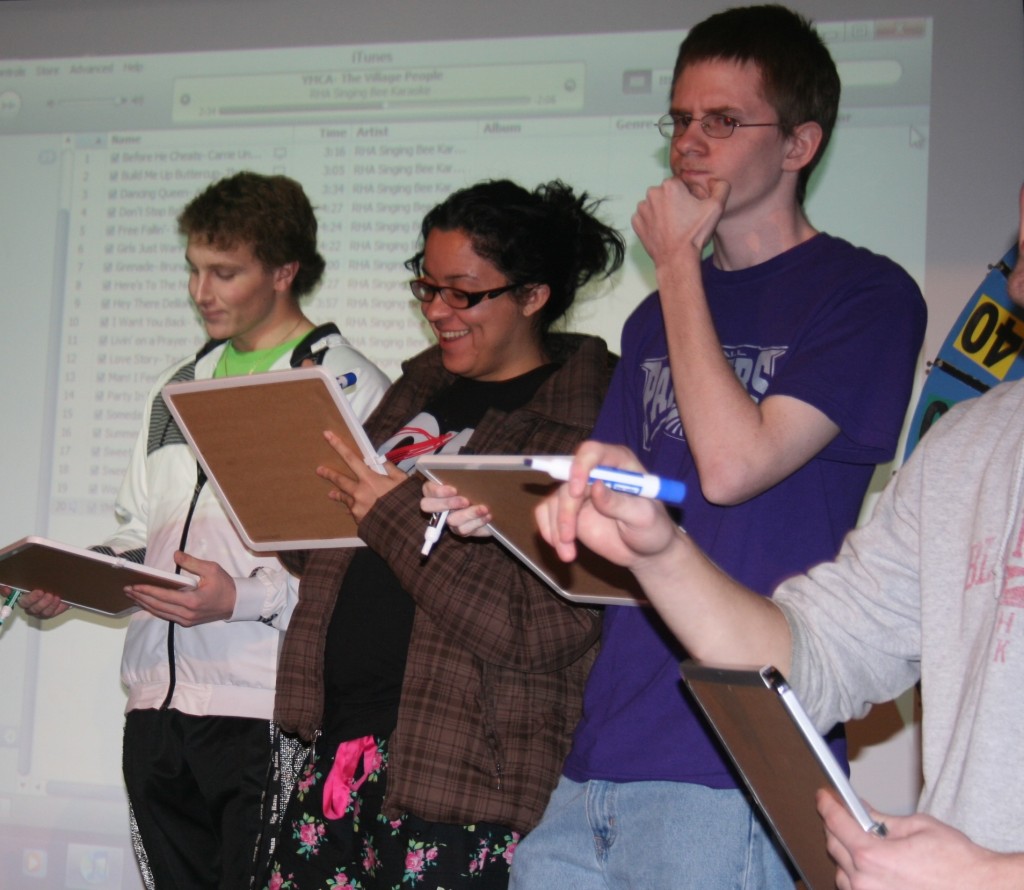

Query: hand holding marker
421 455 686 557
0 588 22 630
526 456 687 505
421 509 450 557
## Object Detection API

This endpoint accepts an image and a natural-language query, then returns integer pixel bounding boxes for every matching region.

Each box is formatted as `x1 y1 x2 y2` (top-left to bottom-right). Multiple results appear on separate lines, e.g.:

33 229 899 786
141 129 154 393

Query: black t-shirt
321 363 558 743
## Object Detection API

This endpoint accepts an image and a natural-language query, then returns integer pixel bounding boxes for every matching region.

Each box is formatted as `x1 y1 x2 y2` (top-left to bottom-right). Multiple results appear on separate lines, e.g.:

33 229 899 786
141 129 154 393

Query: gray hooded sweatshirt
776 377 1024 853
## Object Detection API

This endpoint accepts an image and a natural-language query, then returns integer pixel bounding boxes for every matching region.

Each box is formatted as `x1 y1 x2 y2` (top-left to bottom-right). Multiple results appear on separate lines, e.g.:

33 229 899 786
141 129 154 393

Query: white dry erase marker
421 510 450 557
526 456 686 505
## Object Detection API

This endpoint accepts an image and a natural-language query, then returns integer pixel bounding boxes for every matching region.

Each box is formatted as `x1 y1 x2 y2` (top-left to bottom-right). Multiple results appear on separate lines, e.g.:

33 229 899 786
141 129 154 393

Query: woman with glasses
263 178 625 890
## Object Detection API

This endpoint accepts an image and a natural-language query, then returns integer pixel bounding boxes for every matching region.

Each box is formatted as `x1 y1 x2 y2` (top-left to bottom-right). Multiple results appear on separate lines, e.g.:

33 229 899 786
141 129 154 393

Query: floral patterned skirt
263 735 520 890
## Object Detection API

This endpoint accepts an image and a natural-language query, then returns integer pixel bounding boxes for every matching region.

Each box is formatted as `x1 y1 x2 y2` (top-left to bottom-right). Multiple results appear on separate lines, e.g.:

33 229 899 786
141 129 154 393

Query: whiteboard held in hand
679 661 887 890
0 536 195 618
415 454 646 606
162 366 385 551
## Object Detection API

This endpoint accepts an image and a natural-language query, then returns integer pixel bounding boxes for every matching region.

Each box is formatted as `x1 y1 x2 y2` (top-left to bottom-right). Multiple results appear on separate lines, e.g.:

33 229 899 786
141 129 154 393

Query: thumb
707 177 731 207
173 550 210 577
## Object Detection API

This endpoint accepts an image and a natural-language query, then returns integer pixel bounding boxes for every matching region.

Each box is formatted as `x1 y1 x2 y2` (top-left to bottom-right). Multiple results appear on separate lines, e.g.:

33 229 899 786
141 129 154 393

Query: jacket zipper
158 465 207 711
480 663 505 791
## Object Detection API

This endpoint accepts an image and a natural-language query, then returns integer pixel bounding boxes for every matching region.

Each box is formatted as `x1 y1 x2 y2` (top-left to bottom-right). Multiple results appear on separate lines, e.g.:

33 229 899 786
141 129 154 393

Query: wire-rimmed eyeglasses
408 279 523 309
656 112 780 140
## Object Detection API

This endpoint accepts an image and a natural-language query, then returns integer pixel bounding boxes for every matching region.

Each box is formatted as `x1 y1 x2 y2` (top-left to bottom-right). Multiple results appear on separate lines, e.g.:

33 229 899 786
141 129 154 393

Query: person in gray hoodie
532 185 1024 890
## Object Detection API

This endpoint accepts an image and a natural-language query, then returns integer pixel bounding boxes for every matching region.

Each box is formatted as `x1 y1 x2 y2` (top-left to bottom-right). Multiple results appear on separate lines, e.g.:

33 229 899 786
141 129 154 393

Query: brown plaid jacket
276 334 613 833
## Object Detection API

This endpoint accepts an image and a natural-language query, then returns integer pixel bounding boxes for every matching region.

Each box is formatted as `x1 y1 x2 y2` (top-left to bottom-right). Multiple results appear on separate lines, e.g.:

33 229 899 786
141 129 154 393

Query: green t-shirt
213 335 305 379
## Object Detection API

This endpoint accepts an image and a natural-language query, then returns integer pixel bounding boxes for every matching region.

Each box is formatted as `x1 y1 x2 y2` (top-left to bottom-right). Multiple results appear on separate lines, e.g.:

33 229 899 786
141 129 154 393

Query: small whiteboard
163 366 385 551
680 661 887 890
0 535 194 618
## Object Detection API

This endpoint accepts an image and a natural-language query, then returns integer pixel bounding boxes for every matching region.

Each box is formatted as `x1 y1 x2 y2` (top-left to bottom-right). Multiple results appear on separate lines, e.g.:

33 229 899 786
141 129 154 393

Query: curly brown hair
177 171 326 298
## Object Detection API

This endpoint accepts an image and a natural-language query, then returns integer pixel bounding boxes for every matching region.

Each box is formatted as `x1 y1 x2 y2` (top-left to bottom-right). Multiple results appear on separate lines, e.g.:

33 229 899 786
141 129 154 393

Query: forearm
660 258 762 494
631 525 793 672
656 253 834 504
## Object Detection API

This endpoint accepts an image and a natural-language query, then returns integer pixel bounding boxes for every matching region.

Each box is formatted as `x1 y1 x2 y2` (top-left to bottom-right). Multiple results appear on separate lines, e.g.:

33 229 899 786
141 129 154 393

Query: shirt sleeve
769 258 927 464
321 342 392 424
774 448 926 732
230 565 300 629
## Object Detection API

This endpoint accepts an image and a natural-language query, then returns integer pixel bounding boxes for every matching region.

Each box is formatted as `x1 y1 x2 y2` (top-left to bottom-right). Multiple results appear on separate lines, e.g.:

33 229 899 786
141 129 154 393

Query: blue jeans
510 776 793 890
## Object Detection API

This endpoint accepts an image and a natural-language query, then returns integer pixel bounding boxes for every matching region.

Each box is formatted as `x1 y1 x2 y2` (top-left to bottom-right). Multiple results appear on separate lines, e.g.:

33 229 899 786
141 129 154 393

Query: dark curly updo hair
406 179 625 336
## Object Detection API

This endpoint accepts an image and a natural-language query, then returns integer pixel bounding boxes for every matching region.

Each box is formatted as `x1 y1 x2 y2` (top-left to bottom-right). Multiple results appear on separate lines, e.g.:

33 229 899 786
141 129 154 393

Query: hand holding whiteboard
415 454 647 606
0 536 195 618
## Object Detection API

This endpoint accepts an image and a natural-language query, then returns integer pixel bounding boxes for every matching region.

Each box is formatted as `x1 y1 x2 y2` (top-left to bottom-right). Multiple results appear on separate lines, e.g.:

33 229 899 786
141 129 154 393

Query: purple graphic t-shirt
564 233 926 786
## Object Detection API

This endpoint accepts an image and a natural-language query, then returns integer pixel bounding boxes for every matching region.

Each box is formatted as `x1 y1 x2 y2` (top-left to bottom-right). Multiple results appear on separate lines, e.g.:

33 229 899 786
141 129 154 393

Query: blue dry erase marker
337 372 358 389
527 456 686 505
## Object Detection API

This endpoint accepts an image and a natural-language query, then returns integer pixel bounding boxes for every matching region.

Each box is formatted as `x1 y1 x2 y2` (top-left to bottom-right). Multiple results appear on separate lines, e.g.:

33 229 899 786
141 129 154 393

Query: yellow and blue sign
904 244 1021 459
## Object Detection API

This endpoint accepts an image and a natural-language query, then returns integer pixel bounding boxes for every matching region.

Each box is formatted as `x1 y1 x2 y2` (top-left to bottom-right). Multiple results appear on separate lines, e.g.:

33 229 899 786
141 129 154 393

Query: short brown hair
673 4 841 204
177 171 326 297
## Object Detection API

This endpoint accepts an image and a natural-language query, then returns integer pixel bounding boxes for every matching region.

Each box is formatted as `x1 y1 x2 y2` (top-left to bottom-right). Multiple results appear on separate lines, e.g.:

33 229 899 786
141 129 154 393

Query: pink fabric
322 735 379 819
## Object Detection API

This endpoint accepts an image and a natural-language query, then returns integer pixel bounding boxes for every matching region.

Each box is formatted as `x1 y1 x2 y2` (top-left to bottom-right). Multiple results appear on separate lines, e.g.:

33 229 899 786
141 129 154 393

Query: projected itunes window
0 21 931 890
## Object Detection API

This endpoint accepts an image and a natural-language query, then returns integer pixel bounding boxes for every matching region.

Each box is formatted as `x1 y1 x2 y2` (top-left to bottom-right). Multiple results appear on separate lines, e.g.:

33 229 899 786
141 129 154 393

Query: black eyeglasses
408 279 523 309
656 112 779 140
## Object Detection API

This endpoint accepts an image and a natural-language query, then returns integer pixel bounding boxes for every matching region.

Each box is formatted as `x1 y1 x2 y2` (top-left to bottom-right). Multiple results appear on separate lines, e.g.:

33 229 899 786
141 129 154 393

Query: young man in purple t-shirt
508 6 927 888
